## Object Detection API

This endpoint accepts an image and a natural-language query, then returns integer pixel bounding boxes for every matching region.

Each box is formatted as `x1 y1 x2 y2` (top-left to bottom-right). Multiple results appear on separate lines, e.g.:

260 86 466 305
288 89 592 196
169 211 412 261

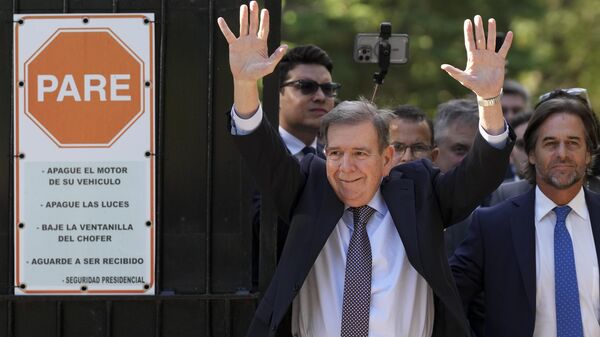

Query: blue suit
450 188 600 337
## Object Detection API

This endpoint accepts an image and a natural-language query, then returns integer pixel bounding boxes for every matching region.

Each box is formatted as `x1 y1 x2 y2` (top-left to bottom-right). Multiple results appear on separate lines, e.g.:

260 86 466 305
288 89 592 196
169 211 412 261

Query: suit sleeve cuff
230 104 263 135
478 120 509 149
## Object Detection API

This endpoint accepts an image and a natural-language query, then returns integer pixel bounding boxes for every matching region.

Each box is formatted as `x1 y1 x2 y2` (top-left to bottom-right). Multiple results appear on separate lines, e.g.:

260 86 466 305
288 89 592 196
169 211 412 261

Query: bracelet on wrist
477 89 503 107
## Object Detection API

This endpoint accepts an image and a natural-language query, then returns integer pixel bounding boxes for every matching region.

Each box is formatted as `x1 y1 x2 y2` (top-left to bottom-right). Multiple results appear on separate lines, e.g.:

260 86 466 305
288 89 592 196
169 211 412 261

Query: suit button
271 325 277 331
293 283 301 293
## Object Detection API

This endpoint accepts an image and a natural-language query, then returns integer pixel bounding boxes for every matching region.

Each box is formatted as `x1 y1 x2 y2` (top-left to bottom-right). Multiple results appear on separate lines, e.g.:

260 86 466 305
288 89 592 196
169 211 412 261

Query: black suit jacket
450 188 600 337
251 141 325 287
233 117 513 337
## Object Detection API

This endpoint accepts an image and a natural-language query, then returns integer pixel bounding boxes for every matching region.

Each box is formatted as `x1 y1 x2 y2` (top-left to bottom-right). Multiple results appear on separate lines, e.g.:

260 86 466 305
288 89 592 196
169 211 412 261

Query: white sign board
14 14 156 295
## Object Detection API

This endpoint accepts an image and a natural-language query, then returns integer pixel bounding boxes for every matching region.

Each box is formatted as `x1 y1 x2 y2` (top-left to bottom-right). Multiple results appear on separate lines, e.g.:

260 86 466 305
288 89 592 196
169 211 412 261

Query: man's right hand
217 1 288 117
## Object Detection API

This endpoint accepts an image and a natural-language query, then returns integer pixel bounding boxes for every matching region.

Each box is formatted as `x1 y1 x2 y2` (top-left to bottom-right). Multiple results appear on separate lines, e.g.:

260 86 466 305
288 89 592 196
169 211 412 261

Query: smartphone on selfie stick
354 22 409 102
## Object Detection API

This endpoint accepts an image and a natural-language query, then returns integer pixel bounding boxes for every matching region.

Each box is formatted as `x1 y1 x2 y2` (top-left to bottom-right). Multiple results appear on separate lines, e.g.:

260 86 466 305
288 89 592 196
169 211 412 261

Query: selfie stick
371 22 392 102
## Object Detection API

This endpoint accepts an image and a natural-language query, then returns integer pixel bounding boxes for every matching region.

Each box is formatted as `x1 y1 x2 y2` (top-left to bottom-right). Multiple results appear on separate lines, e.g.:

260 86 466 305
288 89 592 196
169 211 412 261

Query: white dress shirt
278 126 318 161
230 104 509 337
291 190 434 337
533 186 600 337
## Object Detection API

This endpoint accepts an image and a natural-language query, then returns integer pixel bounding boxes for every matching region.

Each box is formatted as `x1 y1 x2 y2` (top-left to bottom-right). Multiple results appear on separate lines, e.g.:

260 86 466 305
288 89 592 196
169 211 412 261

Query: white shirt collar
535 185 588 223
344 189 388 217
278 126 318 156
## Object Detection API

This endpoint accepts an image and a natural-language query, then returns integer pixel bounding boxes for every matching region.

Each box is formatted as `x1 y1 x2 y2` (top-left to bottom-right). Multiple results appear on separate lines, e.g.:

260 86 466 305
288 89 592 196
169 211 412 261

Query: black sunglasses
537 87 592 110
280 79 341 97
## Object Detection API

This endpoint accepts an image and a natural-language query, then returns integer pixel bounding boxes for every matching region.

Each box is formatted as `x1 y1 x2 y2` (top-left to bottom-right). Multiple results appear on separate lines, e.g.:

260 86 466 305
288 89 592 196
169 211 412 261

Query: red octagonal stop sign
25 28 144 147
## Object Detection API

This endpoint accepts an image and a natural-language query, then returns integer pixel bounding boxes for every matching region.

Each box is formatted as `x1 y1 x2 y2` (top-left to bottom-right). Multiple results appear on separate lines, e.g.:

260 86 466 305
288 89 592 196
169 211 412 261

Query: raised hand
217 1 287 84
441 16 513 99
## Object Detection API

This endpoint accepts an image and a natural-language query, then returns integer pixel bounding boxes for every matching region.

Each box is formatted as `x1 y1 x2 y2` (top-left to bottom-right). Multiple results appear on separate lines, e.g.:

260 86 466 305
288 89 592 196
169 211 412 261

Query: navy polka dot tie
340 206 376 337
553 205 584 337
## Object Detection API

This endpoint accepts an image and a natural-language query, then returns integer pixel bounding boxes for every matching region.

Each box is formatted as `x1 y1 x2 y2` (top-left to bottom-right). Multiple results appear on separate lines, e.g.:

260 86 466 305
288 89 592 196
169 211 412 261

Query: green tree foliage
282 0 600 114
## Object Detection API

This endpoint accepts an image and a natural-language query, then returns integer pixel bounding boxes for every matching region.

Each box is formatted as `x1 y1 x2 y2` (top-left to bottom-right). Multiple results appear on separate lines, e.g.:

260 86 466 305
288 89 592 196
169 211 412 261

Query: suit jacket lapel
584 190 600 291
510 188 536 314
308 177 344 266
382 176 424 275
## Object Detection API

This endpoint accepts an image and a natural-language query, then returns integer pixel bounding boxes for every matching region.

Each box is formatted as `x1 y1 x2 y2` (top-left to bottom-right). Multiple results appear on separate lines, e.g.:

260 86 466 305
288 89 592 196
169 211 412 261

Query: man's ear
430 147 439 163
382 145 395 176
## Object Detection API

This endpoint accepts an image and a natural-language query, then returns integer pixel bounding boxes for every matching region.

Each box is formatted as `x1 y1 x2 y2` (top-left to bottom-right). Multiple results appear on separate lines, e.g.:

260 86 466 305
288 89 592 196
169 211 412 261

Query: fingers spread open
474 15 486 50
239 4 248 36
258 9 270 40
487 19 496 52
267 45 289 72
249 1 259 36
217 17 237 44
464 19 475 52
441 64 468 85
497 31 513 59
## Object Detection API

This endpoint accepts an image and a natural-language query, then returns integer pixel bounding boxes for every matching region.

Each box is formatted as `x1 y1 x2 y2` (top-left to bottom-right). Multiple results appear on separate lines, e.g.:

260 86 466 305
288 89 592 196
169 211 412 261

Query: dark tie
301 146 316 156
340 206 376 337
553 205 584 337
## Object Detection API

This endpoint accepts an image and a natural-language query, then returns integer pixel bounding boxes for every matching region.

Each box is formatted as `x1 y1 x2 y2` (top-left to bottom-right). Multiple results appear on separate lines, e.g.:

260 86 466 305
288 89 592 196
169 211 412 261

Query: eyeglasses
392 142 432 156
537 87 592 110
280 79 341 97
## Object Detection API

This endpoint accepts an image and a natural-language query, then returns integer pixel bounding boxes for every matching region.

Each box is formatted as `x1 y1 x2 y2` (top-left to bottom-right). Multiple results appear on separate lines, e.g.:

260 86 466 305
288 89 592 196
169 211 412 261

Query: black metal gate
0 0 281 336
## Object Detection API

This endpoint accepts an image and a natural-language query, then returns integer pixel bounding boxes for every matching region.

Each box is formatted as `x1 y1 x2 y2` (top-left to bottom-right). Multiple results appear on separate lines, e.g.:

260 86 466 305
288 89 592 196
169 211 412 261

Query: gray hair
320 99 391 152
433 99 479 145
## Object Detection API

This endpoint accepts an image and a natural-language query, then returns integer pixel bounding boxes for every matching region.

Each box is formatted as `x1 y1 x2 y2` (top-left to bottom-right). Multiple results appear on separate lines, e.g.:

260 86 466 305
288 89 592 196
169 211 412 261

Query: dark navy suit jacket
450 188 600 337
233 116 513 337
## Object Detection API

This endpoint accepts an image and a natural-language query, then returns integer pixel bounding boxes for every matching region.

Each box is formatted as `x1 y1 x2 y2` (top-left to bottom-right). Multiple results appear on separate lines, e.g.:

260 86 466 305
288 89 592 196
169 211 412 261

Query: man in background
502 79 529 120
432 99 482 256
432 99 480 174
388 104 435 166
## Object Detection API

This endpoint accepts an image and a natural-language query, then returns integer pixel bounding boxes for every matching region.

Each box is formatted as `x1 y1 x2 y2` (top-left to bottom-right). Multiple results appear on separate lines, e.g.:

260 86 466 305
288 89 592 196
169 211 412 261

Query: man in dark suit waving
218 2 513 336
451 90 600 337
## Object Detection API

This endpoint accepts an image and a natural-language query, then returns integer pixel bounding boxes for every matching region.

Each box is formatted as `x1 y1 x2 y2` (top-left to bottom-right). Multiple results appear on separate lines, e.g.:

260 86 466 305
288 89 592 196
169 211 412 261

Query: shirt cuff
478 120 509 149
230 104 263 135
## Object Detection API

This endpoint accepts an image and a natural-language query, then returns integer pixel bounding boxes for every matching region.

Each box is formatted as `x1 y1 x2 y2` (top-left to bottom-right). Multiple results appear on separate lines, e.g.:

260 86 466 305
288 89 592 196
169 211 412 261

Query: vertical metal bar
112 0 118 13
105 301 112 337
56 301 62 337
205 0 216 335
156 0 168 295
7 300 13 337
62 0 68 13
205 0 215 295
8 2 16 297
224 299 231 337
154 300 162 337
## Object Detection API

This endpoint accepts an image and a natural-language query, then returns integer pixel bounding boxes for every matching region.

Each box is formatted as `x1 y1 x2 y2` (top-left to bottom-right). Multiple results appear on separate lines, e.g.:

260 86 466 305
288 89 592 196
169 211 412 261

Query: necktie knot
350 206 376 230
553 205 572 224
301 146 316 156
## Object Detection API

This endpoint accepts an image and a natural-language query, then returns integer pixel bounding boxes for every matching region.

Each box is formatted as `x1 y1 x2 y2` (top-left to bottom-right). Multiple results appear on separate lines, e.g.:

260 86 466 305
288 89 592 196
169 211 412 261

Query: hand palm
228 35 271 82
460 50 506 97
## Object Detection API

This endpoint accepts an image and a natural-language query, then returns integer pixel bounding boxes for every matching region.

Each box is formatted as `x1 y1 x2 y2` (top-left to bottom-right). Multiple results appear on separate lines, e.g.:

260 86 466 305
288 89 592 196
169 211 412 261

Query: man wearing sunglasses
451 90 600 337
218 2 514 336
278 45 339 159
